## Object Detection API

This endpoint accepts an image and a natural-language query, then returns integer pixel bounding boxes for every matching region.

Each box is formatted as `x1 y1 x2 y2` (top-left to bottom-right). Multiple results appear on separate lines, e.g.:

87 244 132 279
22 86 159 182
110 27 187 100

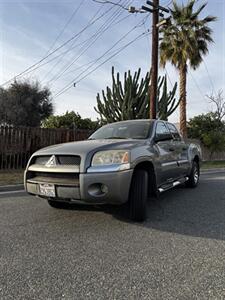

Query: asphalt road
0 171 225 300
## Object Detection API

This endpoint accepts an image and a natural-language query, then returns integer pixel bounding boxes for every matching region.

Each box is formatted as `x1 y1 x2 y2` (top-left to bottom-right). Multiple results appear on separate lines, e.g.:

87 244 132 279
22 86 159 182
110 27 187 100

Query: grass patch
202 160 225 169
0 170 24 186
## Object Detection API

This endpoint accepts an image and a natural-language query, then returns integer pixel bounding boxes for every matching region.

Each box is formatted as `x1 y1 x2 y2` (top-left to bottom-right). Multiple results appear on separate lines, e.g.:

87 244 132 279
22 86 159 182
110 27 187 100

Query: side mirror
154 133 173 143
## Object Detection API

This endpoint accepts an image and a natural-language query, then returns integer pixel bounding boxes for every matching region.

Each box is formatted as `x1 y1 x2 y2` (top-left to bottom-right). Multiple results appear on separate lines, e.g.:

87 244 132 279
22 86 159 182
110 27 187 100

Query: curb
0 184 24 192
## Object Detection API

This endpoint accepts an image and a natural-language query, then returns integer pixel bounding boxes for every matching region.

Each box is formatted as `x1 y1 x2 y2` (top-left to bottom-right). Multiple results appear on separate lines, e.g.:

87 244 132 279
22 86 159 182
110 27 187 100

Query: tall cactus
157 75 179 121
94 67 179 123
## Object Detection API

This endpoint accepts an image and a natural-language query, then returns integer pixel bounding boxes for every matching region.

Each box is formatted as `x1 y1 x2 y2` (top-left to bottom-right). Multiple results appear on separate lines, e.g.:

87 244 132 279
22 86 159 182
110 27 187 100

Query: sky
0 0 224 123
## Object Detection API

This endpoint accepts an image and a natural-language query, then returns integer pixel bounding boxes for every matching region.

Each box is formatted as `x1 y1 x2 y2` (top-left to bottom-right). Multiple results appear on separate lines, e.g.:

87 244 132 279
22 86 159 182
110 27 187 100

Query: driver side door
154 121 178 185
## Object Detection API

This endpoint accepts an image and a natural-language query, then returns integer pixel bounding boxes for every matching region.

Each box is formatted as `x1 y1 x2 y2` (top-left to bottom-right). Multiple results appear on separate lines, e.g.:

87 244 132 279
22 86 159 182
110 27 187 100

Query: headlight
92 150 129 166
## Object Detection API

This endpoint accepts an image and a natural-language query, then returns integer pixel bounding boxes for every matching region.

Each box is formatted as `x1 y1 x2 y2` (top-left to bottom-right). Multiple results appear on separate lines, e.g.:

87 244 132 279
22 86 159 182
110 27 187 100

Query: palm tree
159 0 216 137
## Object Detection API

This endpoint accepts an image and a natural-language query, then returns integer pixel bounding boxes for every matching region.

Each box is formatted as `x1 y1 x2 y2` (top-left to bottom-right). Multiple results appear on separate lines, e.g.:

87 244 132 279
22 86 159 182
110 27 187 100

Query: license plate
39 183 55 197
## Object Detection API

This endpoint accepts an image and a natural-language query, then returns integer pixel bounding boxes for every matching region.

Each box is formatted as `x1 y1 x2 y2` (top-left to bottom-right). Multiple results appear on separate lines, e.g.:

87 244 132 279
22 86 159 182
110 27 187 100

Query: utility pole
141 1 169 119
150 0 158 119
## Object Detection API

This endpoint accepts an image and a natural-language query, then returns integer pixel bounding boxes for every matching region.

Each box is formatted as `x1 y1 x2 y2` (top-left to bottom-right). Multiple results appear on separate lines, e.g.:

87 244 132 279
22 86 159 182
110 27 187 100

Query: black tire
47 200 68 209
129 169 148 222
186 160 200 188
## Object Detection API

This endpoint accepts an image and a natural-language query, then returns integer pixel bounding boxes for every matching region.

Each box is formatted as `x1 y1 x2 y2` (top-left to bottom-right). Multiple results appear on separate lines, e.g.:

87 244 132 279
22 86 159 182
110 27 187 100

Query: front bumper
25 169 133 205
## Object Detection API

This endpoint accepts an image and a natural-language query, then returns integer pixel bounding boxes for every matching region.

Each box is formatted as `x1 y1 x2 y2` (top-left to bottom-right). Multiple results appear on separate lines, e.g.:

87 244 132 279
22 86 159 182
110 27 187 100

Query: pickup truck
24 119 201 221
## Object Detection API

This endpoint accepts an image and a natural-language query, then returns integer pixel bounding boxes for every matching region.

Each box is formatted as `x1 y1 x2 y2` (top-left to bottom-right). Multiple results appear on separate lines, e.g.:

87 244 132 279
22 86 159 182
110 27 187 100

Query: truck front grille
27 172 79 186
26 155 81 199
34 155 81 166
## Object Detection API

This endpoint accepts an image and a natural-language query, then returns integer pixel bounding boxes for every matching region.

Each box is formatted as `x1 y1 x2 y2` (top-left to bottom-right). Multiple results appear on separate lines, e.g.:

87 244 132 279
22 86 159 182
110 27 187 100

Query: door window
167 123 181 141
156 122 170 135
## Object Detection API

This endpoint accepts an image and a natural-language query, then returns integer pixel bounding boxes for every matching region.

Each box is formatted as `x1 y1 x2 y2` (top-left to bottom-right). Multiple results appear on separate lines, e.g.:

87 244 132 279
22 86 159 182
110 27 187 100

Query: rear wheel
47 200 68 209
128 169 148 222
186 160 200 188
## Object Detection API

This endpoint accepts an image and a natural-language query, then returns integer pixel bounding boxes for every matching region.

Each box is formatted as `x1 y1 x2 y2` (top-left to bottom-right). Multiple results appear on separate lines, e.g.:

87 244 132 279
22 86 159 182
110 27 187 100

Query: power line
67 31 152 94
54 32 149 98
1 1 129 85
189 70 206 101
203 59 216 94
46 0 85 55
62 15 132 78
162 0 172 7
164 66 173 87
30 0 85 79
41 1 114 83
142 17 151 56
66 16 149 85
49 14 132 84
12 41 86 79
46 1 126 84
53 15 148 95
20 5 109 80
54 30 151 98
0 4 112 87
164 67 179 119
92 0 129 10
46 1 131 85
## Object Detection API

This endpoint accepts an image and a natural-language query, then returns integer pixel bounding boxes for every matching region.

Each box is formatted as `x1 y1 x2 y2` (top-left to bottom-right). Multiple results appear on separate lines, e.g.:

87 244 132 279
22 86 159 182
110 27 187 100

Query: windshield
89 121 152 140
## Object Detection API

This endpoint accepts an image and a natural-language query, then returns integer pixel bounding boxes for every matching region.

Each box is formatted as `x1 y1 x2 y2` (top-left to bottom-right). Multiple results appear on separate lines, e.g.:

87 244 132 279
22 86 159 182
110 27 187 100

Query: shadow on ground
58 172 225 241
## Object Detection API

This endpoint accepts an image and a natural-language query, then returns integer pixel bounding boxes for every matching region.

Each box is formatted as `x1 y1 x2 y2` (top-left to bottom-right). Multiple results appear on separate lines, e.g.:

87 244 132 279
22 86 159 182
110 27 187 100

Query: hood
34 139 146 156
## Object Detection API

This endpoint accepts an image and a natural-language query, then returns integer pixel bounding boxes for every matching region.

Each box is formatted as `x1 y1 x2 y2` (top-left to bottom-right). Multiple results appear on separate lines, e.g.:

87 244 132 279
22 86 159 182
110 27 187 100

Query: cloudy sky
0 0 224 122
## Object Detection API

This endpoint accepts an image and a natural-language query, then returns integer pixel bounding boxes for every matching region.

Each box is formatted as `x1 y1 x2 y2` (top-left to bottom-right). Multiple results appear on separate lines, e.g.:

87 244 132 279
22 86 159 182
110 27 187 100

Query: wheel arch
193 155 200 164
188 143 202 164
132 160 157 197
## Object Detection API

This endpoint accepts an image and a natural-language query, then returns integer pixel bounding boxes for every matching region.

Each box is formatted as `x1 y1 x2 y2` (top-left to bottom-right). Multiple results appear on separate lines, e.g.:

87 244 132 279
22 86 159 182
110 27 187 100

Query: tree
207 89 225 121
42 111 99 130
94 67 179 123
159 0 216 137
0 87 9 126
0 80 53 127
188 112 225 159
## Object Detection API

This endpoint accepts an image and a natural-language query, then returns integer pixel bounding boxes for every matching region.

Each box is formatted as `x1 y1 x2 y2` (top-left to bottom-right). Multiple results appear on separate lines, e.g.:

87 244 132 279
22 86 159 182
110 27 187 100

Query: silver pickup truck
24 119 201 221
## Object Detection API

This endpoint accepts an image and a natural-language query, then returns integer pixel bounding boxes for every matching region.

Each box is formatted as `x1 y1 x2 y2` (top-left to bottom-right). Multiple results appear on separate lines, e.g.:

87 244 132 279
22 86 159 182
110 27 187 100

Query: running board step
158 177 189 193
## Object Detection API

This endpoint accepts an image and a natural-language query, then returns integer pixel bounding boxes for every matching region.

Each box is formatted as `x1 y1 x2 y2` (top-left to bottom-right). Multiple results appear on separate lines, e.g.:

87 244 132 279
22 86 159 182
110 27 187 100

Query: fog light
100 184 108 194
88 183 108 196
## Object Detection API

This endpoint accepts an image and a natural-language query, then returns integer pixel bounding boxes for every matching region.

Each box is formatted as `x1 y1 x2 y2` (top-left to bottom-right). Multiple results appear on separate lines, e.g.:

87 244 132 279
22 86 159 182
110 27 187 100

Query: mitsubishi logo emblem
45 155 57 167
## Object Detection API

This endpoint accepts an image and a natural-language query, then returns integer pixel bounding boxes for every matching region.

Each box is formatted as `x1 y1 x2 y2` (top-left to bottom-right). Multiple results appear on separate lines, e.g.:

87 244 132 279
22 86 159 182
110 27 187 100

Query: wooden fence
0 126 92 170
201 147 225 161
0 126 224 170
187 139 225 161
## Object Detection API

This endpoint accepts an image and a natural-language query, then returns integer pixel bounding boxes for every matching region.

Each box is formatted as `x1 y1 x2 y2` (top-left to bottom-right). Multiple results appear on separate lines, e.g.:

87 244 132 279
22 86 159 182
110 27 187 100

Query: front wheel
186 161 200 188
128 169 148 222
